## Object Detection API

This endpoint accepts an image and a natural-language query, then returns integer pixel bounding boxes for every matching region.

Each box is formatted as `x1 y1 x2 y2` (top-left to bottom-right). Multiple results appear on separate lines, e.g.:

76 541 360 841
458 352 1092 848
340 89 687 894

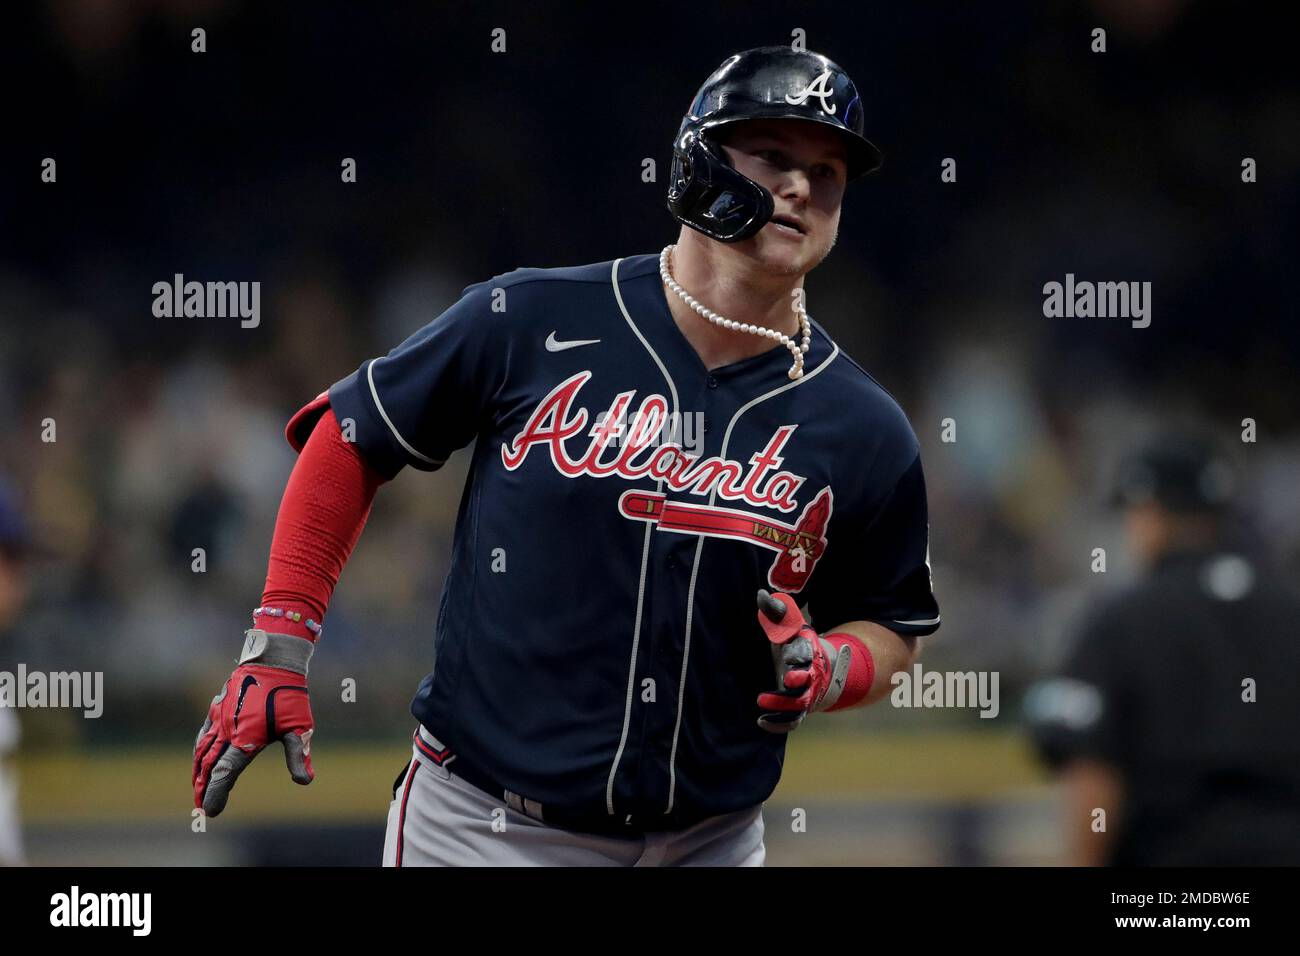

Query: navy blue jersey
325 252 940 828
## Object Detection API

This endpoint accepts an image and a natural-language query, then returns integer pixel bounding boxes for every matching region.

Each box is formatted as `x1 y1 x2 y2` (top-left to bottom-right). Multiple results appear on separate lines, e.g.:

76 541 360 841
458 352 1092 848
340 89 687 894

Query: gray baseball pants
382 725 766 866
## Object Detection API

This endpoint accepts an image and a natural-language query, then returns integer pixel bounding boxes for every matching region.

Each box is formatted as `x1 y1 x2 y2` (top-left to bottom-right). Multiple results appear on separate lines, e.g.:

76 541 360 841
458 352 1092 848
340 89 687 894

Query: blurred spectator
0 476 34 865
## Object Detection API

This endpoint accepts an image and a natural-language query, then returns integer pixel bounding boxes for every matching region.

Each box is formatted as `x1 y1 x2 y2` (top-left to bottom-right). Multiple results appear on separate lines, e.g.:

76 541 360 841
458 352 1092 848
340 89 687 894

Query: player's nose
775 169 813 205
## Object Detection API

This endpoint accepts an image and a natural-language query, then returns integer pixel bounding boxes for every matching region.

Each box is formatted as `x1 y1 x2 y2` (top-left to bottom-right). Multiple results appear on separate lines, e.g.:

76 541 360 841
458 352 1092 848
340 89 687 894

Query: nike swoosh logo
233 675 260 730
545 331 601 352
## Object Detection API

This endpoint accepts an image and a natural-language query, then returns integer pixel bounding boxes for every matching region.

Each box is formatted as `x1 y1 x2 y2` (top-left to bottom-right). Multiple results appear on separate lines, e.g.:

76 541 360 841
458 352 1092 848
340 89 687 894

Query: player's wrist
252 604 322 643
237 628 315 676
813 632 874 711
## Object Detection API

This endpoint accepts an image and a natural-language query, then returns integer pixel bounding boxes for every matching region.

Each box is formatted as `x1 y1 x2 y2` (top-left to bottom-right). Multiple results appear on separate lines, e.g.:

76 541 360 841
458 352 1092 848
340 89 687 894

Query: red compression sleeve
821 633 876 711
255 408 387 641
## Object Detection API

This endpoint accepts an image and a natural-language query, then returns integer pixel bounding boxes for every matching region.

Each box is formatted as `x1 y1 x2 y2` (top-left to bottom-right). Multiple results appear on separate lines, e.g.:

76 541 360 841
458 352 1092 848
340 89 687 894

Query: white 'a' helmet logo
784 69 837 115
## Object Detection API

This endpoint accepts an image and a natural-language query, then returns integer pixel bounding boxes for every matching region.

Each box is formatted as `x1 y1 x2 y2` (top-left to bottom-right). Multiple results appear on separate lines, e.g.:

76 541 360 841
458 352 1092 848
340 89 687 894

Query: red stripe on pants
396 760 420 868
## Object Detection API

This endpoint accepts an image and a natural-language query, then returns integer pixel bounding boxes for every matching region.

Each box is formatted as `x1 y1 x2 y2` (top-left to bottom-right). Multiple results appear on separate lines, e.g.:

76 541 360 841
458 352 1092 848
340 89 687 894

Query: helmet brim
699 112 883 180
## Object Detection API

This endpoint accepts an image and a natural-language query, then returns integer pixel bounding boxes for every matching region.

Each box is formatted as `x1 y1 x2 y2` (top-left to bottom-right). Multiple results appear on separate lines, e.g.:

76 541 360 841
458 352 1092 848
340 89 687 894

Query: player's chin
752 230 829 276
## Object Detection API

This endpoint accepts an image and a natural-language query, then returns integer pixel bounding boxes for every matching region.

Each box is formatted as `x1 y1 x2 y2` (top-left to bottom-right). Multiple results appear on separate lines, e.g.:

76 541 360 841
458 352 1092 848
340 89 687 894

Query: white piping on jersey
605 257 682 817
366 359 444 467
892 615 942 627
665 340 840 815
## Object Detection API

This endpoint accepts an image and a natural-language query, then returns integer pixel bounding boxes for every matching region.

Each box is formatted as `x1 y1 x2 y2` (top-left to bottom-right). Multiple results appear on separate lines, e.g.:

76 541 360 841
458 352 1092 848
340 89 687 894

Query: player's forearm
252 407 388 641
822 620 918 710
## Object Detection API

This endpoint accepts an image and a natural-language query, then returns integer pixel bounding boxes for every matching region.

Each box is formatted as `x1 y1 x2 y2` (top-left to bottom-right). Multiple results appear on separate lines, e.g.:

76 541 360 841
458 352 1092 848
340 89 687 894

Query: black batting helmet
666 46 883 243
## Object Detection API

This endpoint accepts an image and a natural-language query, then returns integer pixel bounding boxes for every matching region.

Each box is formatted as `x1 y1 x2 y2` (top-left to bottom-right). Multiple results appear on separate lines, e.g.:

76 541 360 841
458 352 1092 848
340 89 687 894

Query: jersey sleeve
1026 604 1136 770
326 281 507 479
805 452 941 636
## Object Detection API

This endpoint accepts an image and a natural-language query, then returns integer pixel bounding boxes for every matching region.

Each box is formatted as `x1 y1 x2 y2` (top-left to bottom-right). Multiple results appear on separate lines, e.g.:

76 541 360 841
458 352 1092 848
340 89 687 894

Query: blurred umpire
1027 433 1300 866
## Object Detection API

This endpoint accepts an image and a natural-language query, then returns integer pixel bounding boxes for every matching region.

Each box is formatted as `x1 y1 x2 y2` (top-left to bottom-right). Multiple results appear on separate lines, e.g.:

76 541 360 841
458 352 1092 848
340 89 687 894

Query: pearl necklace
659 245 812 380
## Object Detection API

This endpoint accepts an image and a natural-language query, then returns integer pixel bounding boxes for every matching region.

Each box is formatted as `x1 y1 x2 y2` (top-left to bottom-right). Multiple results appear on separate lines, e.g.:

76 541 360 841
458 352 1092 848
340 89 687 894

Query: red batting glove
192 629 316 817
755 589 845 733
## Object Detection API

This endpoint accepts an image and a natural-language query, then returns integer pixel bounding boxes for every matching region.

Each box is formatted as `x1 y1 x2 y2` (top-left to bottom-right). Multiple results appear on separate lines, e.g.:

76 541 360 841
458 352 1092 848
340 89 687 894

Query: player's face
717 119 848 276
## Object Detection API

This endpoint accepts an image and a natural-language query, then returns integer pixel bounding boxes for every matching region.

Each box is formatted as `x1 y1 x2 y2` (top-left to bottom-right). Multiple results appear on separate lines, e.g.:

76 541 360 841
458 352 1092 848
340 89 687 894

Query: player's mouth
768 214 806 238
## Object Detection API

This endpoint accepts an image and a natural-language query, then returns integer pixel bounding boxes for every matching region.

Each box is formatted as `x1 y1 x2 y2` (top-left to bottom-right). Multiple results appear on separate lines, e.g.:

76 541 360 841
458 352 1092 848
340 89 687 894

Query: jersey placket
626 366 734 823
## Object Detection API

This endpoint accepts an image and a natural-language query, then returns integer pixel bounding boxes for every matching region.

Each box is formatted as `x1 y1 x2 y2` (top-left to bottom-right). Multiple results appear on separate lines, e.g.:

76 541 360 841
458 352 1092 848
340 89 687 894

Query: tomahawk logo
784 70 836 115
50 886 151 936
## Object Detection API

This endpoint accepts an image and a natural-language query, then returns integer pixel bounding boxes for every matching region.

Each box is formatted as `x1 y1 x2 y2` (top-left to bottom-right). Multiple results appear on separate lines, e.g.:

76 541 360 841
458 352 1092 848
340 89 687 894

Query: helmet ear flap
667 126 774 243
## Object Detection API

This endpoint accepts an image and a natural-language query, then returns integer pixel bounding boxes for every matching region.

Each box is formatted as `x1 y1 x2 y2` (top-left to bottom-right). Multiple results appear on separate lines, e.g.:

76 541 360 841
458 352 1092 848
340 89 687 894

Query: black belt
413 724 700 837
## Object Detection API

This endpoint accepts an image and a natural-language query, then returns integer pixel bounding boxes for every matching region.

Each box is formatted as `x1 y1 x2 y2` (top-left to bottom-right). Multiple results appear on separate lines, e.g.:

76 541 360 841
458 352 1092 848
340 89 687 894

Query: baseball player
192 45 941 866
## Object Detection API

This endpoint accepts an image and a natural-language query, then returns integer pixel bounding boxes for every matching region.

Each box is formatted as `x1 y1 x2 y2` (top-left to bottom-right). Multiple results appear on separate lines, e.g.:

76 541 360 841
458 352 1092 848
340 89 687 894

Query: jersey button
706 375 718 389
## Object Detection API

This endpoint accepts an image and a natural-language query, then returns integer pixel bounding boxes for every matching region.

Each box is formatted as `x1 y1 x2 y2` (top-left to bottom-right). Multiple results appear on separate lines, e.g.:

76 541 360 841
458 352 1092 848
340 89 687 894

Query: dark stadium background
0 0 1296 864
